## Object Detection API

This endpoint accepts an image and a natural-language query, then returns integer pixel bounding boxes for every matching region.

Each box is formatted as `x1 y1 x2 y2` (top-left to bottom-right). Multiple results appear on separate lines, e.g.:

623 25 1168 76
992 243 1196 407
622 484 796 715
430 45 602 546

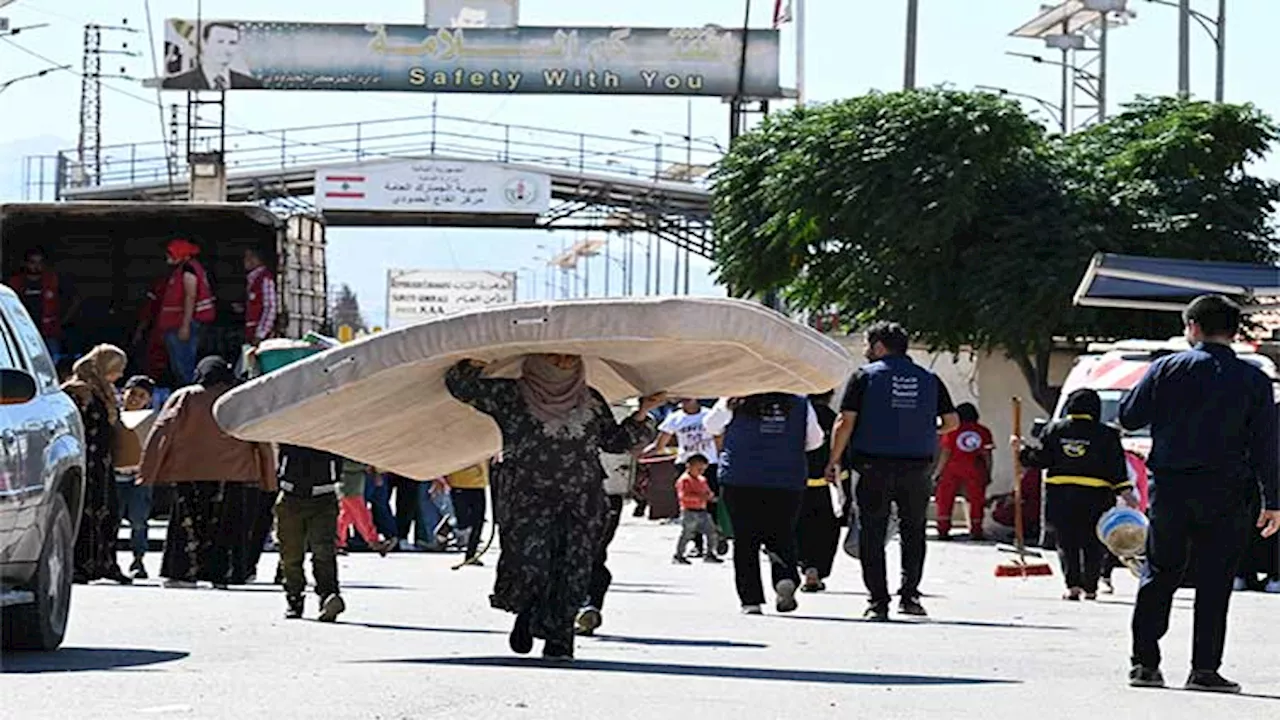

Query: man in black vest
828 321 960 620
1120 294 1279 694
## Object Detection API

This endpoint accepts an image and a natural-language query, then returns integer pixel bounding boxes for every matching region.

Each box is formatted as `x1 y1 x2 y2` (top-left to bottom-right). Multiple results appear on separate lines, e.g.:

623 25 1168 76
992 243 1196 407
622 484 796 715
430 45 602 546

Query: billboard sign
160 20 782 97
315 159 550 215
425 0 518 28
387 269 516 326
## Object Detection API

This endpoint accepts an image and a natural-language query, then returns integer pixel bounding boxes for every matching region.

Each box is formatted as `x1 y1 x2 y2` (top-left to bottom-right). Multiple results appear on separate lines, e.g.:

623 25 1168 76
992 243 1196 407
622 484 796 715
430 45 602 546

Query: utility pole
904 0 919 90
1177 0 1191 98
78 21 139 187
1214 0 1225 102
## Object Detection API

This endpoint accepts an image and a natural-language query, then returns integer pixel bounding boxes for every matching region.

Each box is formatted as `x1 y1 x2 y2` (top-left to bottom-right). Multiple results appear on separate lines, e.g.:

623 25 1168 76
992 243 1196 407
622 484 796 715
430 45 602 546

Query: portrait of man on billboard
166 21 263 90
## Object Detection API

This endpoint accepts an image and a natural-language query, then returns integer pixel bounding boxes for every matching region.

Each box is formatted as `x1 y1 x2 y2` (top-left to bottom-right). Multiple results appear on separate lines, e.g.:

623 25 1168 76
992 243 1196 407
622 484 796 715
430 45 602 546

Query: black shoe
542 641 574 662
105 567 134 585
1128 665 1165 689
318 594 346 623
130 557 148 580
703 554 724 564
864 604 890 622
1185 670 1241 694
899 596 928 617
672 555 692 565
715 538 730 556
509 611 534 655
285 596 304 620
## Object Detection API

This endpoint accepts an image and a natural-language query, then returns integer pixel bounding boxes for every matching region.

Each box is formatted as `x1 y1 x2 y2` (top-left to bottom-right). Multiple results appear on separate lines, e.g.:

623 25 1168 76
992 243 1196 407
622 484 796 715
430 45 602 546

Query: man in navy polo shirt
1121 294 1280 694
828 321 959 620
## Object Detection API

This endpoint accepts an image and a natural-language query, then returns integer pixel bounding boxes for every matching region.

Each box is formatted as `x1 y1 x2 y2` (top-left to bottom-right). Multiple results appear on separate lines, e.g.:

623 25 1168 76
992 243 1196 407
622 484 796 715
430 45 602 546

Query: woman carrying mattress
446 354 664 661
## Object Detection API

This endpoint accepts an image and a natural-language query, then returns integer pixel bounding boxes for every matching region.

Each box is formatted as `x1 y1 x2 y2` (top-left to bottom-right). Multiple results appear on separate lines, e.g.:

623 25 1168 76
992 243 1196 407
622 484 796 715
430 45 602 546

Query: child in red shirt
673 455 722 564
935 403 994 541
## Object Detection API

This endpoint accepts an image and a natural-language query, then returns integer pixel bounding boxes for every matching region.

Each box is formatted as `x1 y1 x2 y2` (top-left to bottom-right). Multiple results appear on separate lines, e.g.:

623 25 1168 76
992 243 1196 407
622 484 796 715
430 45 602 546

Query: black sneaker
542 641 574 662
672 555 692 565
130 557 148 580
899 596 928 617
285 596 304 620
509 611 534 655
703 554 724 564
1185 671 1241 694
1128 665 1165 688
864 604 890 622
317 594 346 623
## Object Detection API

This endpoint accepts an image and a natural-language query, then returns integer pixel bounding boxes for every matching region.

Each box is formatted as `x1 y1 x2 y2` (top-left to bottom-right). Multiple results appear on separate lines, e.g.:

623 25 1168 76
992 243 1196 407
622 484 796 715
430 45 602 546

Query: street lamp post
1178 0 1191 98
977 85 1066 133
904 0 919 90
1145 0 1226 102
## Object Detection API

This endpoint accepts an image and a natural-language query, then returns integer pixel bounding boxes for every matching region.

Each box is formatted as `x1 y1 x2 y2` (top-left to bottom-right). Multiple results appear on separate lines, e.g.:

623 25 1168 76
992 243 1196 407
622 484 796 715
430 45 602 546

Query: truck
0 202 329 386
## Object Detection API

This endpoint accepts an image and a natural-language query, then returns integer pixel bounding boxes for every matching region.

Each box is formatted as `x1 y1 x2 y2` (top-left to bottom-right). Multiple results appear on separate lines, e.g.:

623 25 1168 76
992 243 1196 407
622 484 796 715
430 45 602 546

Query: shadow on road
586 634 766 649
0 647 187 674
782 614 1073 631
383 656 1017 685
343 621 505 636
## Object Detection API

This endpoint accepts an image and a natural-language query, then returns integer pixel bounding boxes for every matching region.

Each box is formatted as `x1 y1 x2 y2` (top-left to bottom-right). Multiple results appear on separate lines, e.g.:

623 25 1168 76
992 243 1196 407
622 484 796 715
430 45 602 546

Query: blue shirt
1119 342 1278 509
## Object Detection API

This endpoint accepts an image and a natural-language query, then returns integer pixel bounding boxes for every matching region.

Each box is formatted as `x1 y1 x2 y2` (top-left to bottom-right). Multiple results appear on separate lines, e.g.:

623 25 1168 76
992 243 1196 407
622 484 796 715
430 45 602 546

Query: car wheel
2 494 74 651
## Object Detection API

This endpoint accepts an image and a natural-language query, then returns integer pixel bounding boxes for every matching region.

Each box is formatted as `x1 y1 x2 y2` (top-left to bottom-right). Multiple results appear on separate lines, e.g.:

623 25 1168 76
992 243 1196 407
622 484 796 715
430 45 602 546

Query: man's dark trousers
1132 481 1251 671
275 494 339 600
854 457 932 607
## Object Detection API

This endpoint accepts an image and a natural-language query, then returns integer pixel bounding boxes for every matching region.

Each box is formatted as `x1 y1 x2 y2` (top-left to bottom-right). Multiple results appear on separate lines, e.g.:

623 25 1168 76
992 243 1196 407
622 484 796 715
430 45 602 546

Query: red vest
156 260 217 331
8 270 60 339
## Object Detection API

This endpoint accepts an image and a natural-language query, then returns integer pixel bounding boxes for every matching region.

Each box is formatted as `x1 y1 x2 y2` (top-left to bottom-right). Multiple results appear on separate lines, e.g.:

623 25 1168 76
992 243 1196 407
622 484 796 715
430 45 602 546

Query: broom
995 397 1053 578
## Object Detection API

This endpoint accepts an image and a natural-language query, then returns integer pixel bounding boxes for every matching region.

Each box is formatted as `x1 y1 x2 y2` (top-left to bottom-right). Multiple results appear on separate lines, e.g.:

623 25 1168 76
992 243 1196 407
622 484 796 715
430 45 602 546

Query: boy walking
673 455 722 564
275 443 345 622
116 375 156 579
447 462 490 566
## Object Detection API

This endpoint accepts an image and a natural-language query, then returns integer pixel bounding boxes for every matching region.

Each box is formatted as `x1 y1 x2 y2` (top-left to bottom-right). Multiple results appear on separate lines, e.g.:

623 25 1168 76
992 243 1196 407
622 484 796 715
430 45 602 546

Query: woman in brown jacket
140 356 276 589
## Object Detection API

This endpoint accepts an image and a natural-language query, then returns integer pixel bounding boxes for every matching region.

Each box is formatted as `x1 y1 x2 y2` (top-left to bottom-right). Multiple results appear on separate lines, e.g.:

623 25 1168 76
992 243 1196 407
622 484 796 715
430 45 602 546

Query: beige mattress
213 297 852 480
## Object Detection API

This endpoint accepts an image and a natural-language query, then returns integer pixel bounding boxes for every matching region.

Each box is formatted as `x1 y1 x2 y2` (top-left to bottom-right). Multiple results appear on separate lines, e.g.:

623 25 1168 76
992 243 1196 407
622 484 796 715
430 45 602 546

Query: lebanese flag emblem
324 174 366 199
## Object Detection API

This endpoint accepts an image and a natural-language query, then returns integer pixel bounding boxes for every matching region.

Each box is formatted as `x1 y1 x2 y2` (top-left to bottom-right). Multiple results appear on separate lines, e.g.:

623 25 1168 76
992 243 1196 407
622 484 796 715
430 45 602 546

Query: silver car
0 284 86 651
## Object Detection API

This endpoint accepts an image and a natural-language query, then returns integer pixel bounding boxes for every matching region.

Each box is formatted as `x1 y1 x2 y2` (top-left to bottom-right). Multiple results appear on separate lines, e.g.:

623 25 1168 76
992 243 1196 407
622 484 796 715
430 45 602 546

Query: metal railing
23 112 726 201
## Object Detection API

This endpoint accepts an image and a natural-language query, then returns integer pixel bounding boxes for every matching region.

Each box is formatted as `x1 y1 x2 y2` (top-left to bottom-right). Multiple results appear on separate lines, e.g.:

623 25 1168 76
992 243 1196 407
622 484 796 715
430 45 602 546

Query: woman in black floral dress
446 355 662 660
62 344 133 584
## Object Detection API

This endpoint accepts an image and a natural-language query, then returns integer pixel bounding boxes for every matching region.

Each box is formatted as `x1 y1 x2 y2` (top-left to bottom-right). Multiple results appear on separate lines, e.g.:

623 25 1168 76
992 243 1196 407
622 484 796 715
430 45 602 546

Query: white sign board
316 159 550 215
425 0 518 27
387 269 516 327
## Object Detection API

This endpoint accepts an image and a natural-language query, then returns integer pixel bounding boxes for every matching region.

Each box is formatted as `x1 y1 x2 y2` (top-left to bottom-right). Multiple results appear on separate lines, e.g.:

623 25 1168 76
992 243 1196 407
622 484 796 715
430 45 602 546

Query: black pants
797 484 840 578
1045 484 1115 593
245 488 277 577
451 487 487 559
392 476 418 542
722 485 802 606
854 458 932 606
1132 483 1250 672
275 494 340 600
586 494 625 610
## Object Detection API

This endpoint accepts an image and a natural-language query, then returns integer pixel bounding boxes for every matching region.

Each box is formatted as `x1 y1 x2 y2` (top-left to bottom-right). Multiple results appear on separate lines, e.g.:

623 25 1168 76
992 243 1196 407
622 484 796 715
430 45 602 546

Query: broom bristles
995 561 1054 577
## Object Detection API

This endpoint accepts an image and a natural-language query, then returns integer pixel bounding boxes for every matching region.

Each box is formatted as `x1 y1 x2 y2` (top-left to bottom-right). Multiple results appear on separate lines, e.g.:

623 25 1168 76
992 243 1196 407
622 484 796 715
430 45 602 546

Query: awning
1073 253 1280 314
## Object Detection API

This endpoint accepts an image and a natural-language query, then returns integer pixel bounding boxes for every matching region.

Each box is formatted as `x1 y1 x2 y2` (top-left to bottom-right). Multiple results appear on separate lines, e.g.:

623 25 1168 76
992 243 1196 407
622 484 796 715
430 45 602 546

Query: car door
0 307 28 564
0 293 61 565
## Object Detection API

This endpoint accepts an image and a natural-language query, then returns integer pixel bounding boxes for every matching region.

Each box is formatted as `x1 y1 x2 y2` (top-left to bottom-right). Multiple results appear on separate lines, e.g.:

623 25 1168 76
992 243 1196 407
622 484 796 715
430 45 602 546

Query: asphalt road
2 515 1278 720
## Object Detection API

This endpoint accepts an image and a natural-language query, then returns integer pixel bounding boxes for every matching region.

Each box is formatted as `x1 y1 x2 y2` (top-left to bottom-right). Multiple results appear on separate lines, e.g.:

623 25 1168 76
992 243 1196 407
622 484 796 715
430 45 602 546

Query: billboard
315 159 551 215
387 269 516 326
160 20 782 97
425 0 518 28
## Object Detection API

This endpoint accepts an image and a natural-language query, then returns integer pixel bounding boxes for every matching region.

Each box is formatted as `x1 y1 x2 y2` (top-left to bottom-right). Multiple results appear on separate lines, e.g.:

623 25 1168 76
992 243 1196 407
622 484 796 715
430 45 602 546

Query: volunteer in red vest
7 247 80 358
242 248 277 345
137 239 217 385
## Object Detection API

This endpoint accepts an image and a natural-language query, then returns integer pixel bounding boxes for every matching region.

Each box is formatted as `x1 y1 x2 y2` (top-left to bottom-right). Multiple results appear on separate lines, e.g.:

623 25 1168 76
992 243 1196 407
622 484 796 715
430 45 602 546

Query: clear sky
0 0 1272 325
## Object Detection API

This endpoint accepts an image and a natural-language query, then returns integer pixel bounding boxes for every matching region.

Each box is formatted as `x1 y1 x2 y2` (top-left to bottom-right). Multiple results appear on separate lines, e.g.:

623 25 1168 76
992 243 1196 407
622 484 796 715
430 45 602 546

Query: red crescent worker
933 402 994 541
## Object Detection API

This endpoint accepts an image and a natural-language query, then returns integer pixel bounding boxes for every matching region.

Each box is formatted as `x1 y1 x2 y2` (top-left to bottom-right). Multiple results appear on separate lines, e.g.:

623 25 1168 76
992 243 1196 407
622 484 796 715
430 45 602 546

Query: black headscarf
194 356 236 388
1064 388 1102 419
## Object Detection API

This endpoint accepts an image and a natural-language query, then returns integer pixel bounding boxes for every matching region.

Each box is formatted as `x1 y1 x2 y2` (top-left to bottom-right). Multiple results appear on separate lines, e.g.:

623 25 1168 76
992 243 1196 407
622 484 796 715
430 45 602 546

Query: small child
336 459 395 555
446 462 490 566
673 455 722 564
275 444 346 621
116 375 156 579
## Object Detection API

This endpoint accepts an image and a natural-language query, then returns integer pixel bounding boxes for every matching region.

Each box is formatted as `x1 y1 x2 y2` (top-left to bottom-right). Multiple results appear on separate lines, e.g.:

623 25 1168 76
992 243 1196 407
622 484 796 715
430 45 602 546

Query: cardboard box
113 409 157 470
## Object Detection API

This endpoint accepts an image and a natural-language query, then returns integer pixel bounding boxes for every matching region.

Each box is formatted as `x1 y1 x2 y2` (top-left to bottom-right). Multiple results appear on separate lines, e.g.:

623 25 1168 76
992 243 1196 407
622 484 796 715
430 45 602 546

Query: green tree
711 91 1279 412
331 283 368 333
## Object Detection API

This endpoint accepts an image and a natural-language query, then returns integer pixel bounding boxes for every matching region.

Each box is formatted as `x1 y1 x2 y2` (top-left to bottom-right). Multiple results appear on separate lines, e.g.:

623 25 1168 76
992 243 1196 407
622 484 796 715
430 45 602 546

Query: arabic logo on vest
1063 442 1088 458
504 177 539 206
956 430 983 453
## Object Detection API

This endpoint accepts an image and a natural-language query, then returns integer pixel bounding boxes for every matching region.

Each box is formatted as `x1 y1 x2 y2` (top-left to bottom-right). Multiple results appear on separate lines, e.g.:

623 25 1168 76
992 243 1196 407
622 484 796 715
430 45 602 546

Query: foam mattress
213 297 853 480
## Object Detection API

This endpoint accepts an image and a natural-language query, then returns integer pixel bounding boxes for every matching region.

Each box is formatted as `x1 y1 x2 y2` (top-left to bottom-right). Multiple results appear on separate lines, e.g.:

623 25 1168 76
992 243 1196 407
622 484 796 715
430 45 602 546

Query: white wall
975 349 1079 494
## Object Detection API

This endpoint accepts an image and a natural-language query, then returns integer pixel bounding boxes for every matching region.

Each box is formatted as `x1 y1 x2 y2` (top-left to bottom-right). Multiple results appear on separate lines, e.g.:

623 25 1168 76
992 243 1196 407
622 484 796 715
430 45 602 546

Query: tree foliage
711 91 1280 411
331 283 368 332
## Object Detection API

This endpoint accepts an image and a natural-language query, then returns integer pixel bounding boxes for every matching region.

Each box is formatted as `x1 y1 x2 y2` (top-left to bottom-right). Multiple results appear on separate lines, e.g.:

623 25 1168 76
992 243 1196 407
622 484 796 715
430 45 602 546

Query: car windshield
1057 389 1149 437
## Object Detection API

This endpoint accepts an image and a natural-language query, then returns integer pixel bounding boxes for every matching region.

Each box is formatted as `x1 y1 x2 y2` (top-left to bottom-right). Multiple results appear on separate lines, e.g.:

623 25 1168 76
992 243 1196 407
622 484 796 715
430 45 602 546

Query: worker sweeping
1012 389 1138 601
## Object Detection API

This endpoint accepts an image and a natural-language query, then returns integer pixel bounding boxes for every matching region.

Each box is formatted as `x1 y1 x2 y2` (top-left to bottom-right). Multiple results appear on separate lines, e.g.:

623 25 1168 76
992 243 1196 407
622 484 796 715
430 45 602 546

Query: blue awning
1073 253 1280 314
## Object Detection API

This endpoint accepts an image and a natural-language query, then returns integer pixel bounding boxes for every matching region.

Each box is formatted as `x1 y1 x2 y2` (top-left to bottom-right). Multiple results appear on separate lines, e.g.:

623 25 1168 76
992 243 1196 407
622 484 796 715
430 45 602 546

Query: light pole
977 85 1066 133
904 0 919 89
1007 51 1106 125
1145 0 1226 101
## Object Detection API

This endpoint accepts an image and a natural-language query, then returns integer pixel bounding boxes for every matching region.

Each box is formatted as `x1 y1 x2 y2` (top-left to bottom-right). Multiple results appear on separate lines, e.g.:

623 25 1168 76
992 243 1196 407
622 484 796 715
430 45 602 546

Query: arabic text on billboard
317 160 550 215
387 270 516 326
160 20 782 97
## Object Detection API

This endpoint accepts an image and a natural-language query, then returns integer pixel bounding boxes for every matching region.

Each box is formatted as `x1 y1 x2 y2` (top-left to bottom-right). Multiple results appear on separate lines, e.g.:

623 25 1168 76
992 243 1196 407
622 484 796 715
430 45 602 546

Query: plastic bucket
1097 506 1148 559
256 346 320 374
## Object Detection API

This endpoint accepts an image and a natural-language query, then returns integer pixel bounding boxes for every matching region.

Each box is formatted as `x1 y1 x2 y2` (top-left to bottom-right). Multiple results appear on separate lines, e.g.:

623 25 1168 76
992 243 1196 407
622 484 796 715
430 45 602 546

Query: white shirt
703 397 826 452
658 408 719 464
